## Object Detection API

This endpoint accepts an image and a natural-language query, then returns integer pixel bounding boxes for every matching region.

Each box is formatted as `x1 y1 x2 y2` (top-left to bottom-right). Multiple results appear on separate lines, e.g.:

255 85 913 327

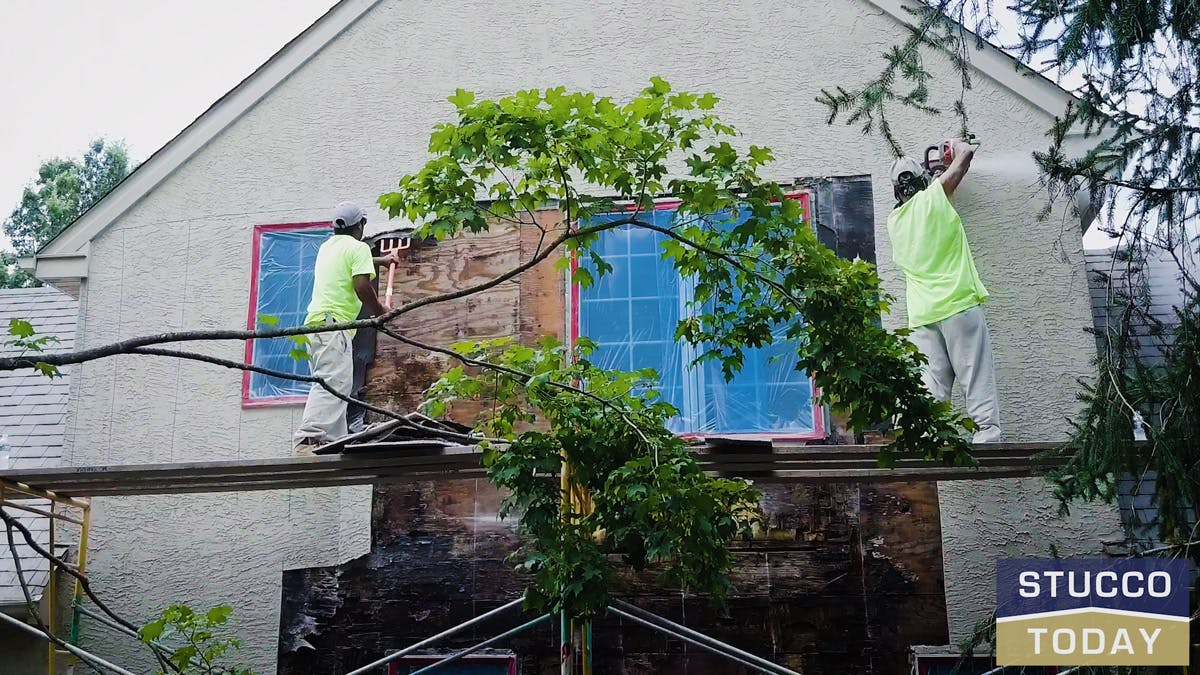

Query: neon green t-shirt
304 234 377 325
885 180 989 328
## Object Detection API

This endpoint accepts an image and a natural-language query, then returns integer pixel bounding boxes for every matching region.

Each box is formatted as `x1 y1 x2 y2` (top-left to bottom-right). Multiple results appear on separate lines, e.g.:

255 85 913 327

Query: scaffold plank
0 442 1066 497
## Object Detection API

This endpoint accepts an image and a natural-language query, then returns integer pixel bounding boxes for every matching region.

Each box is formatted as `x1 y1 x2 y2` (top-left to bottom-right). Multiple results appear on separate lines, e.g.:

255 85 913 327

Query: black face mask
895 172 929 203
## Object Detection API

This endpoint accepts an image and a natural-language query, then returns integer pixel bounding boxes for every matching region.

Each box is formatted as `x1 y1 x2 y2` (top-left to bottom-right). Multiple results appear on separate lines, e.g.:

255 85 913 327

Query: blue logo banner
996 558 1190 617
995 558 1192 666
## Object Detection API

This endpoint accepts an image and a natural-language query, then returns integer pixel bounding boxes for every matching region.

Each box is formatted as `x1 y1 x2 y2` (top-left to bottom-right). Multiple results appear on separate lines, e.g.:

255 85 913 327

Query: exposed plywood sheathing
365 210 568 435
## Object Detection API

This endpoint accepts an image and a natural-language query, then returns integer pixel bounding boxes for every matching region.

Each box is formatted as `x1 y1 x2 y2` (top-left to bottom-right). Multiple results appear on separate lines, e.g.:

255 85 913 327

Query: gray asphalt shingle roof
0 286 77 608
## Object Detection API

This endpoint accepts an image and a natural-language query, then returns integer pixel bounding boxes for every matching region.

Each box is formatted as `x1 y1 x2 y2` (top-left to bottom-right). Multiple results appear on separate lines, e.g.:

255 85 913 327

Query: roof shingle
0 286 78 607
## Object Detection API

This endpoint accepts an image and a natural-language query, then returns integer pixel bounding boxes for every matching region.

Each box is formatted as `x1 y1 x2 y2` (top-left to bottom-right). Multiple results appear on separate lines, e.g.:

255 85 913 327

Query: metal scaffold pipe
343 595 525 675
610 599 799 675
0 610 137 675
606 606 799 675
407 614 552 675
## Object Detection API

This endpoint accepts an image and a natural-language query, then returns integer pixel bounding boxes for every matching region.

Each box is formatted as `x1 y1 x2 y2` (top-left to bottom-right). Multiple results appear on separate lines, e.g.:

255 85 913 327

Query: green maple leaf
8 318 34 338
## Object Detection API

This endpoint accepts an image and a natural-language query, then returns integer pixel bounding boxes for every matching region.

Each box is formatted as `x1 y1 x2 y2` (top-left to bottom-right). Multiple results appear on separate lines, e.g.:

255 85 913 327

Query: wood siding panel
367 215 550 420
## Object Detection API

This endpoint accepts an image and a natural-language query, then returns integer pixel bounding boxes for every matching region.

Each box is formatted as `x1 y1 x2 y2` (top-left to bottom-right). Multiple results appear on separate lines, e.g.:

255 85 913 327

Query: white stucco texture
60 0 1121 669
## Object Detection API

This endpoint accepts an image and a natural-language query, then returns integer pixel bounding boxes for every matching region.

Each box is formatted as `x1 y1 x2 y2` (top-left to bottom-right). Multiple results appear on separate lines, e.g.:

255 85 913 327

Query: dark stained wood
277 478 950 674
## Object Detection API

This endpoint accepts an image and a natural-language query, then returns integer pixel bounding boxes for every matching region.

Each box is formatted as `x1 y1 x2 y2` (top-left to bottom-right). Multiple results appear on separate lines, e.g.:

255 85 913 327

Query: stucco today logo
995 559 1191 666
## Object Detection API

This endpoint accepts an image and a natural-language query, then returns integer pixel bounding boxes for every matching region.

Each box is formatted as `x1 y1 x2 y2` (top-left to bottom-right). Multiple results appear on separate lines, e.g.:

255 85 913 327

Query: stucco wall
61 0 1120 669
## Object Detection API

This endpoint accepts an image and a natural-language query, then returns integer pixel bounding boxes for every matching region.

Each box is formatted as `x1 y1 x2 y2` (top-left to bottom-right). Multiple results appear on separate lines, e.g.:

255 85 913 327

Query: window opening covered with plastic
573 195 823 438
243 222 331 405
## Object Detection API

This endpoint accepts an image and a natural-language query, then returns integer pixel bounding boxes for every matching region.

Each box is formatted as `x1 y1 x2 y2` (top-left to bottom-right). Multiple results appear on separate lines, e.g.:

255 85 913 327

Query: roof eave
19 249 89 299
864 0 1079 120
0 598 44 617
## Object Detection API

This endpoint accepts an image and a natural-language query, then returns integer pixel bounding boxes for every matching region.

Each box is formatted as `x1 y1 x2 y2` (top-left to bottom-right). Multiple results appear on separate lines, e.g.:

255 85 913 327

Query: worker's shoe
972 425 1003 443
293 438 323 456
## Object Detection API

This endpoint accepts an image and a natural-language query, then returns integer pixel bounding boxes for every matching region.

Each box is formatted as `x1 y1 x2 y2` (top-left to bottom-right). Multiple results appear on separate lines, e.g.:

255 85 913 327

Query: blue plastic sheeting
577 207 816 435
247 227 330 400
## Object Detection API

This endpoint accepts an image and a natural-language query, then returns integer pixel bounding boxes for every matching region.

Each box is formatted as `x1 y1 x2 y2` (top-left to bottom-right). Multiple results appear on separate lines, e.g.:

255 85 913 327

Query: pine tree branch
1091 177 1200 194
1133 539 1200 558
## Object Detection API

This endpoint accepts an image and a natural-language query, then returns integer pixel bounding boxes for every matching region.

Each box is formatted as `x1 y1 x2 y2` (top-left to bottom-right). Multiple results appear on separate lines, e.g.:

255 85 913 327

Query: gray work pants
909 305 1002 442
293 327 355 447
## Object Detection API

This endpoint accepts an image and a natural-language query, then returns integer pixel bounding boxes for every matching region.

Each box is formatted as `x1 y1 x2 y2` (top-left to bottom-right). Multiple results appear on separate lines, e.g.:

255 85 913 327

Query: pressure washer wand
924 133 980 175
377 236 411 309
384 261 397 309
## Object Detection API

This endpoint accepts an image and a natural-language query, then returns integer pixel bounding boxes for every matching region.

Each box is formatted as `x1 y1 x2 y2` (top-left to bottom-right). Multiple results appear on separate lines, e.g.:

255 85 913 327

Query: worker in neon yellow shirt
886 140 1000 442
294 202 395 451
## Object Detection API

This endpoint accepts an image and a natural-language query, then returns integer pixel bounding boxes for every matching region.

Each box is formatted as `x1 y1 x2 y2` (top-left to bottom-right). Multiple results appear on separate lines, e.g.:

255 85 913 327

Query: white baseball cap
889 156 926 185
331 201 366 230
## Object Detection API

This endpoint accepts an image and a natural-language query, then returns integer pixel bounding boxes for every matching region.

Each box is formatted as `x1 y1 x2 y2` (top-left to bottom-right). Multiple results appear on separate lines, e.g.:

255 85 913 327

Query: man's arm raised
937 140 977 198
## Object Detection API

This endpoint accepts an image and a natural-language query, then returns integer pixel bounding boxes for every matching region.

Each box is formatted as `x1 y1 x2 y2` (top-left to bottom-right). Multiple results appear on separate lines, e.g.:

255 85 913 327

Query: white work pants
294 327 354 447
909 305 1002 442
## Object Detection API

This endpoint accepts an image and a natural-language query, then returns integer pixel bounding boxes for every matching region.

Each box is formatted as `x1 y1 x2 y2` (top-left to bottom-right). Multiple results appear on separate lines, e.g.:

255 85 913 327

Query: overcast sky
0 0 338 244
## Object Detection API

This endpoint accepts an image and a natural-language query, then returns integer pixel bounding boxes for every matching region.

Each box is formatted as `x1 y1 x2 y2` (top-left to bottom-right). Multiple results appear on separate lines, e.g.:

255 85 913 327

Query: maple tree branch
0 211 778 454
0 508 136 634
0 509 174 673
379 327 652 445
0 221 620 374
128 348 490 444
4 517 44 627
391 219 619 315
630 217 806 311
128 346 403 424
